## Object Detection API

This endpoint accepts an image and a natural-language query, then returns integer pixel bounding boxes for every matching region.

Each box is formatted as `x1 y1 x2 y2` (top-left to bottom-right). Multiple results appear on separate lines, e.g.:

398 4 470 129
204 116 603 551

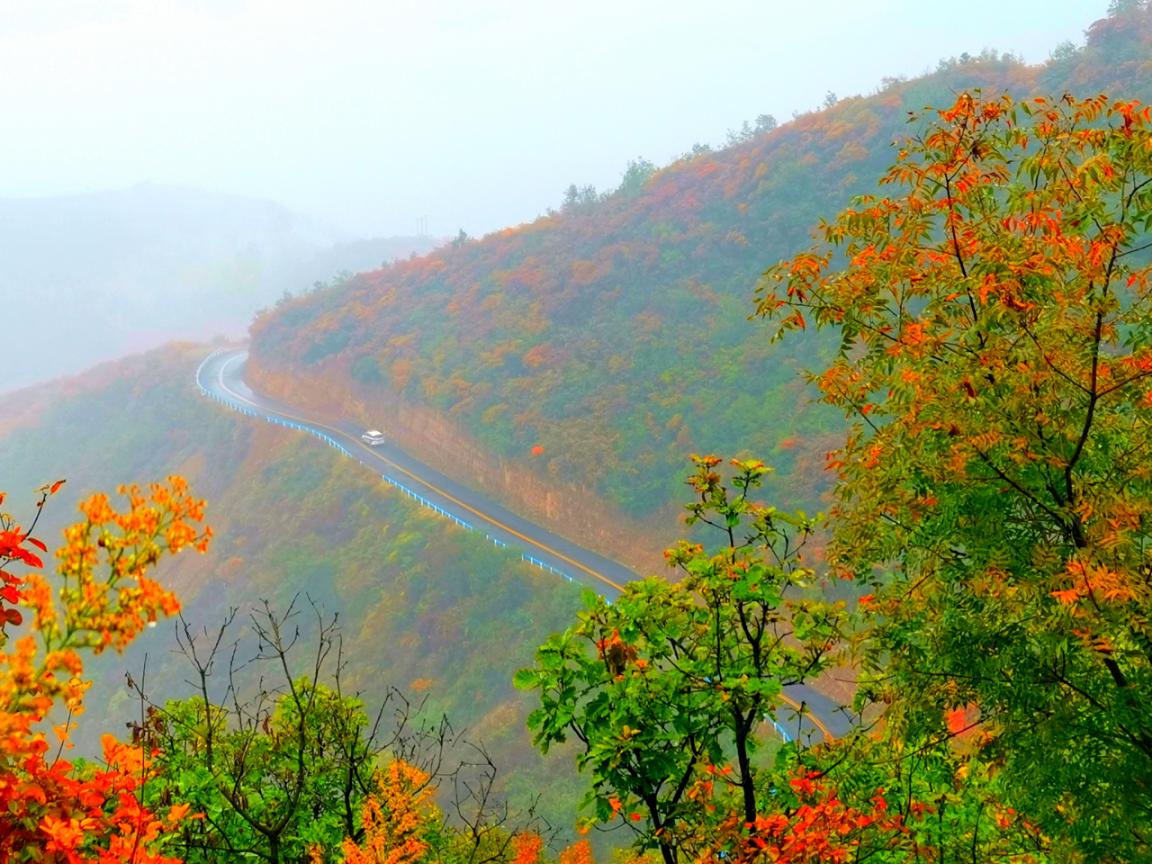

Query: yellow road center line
214 354 627 594
778 691 834 742
210 353 839 743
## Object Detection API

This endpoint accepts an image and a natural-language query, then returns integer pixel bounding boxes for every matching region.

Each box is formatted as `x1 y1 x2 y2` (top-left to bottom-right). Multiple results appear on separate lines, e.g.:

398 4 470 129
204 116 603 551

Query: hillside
247 6 1152 569
0 183 441 391
0 344 588 832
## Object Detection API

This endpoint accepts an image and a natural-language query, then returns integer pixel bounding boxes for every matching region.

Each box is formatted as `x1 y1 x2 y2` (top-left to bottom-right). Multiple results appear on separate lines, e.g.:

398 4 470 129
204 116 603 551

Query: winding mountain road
196 348 856 743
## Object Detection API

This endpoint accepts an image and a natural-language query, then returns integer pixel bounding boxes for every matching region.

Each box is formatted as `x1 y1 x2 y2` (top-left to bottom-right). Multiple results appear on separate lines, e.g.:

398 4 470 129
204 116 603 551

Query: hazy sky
2 0 1103 238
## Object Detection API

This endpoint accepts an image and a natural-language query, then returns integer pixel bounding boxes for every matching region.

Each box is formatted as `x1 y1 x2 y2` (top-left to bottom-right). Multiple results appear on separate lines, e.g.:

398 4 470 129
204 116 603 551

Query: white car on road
361 429 386 446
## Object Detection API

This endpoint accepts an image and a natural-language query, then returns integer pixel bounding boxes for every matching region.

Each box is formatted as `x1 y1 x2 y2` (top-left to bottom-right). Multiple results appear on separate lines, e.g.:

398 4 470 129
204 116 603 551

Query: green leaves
518 457 847 862
141 681 379 864
765 91 1152 860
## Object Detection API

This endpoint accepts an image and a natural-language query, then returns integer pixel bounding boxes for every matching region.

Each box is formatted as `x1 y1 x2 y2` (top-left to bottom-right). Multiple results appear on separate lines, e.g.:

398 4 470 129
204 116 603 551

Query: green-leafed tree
759 91 1152 860
134 601 409 864
517 458 848 864
138 598 547 864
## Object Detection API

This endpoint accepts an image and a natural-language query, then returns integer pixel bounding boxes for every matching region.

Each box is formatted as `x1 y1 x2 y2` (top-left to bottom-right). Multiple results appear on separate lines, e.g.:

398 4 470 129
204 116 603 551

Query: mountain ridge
247 5 1152 564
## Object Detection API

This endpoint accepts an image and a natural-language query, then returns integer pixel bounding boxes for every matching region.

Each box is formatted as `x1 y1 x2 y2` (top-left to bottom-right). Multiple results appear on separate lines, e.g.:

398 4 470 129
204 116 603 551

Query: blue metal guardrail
195 352 574 584
194 354 834 735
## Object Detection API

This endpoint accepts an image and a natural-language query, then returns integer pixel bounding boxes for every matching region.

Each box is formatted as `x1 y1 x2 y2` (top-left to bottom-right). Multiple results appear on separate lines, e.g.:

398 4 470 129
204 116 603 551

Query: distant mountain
249 7 1152 566
0 183 440 391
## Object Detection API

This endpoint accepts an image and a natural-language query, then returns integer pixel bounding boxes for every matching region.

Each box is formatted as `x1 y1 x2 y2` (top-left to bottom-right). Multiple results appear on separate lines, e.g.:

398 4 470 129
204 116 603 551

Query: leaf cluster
517 457 846 864
760 91 1152 859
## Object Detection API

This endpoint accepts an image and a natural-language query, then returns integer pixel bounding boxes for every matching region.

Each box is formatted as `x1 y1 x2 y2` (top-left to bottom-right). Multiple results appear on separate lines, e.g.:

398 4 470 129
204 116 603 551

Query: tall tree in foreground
758 91 1152 859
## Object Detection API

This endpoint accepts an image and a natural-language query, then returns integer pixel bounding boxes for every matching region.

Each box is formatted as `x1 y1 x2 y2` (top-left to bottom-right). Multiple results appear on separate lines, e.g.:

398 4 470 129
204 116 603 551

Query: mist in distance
0 0 1099 392
0 184 440 391
4 0 1095 238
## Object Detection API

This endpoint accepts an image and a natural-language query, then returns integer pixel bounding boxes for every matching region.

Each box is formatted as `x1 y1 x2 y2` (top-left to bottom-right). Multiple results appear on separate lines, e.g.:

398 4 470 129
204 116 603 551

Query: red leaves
0 584 19 606
945 705 979 737
693 769 910 864
0 479 207 862
0 531 43 569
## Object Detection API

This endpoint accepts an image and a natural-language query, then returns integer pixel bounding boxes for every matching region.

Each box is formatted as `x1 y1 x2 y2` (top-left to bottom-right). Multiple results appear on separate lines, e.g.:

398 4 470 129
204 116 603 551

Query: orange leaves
511 833 544 864
692 768 909 864
754 87 1152 861
342 760 436 864
896 321 925 350
596 628 638 678
945 705 980 737
1110 98 1151 136
558 839 596 864
861 446 883 471
1051 558 1137 607
0 478 207 862
49 476 210 655
521 343 554 370
3 720 188 864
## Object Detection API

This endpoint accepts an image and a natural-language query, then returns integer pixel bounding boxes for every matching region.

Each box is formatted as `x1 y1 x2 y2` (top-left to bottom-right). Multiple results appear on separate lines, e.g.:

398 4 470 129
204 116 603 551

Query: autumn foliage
760 90 1152 858
247 7 1152 545
691 770 905 864
12 12 1152 863
0 477 209 861
340 761 435 864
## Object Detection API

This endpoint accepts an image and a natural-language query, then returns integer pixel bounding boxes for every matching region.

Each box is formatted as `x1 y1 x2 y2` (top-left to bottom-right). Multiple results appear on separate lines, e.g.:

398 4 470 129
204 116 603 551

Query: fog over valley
1 182 439 389
0 1 1090 389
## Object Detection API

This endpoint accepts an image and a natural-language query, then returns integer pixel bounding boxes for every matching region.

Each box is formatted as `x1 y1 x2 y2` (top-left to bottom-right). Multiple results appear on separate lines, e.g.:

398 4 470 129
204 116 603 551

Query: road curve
195 348 857 742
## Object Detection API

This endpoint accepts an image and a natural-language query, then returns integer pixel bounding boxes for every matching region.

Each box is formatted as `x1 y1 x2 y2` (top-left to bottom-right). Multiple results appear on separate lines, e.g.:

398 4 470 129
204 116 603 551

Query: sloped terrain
248 6 1152 566
0 344 588 830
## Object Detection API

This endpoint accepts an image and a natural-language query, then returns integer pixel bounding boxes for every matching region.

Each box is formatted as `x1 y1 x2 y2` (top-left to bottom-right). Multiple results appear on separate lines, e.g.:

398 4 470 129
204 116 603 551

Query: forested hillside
0 344 588 834
248 5 1152 566
7 5 1152 861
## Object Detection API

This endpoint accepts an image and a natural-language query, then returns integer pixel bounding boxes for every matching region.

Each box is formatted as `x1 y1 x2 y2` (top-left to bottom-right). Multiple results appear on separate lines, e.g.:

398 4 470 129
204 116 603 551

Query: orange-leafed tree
333 752 558 864
759 91 1152 859
0 476 210 861
508 833 543 864
685 768 907 864
341 760 436 864
555 840 594 864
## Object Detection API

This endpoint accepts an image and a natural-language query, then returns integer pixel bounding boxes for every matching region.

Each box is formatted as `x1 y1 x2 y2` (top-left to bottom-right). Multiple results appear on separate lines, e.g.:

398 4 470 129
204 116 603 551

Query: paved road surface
196 348 857 742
